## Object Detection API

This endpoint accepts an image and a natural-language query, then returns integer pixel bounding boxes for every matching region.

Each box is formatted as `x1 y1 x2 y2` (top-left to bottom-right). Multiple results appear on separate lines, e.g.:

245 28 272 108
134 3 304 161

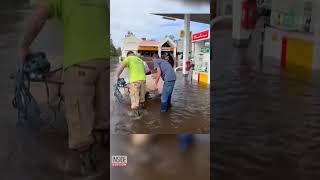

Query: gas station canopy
152 13 210 82
152 13 210 24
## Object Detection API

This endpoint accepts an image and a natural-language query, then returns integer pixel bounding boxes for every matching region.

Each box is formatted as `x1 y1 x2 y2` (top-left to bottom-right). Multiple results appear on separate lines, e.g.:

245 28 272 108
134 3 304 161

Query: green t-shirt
122 56 146 83
39 0 109 69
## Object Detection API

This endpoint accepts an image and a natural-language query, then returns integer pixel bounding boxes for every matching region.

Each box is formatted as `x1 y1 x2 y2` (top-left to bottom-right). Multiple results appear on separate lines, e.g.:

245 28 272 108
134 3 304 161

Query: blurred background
212 0 320 179
166 0 210 6
0 1 107 179
110 134 210 180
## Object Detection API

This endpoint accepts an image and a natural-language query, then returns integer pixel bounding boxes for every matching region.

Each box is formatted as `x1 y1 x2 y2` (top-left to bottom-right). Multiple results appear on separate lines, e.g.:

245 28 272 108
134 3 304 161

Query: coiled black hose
12 52 51 127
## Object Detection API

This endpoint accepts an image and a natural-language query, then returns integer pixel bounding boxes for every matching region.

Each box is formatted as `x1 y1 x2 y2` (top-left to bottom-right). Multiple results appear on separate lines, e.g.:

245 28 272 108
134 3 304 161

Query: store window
270 0 314 33
201 41 210 53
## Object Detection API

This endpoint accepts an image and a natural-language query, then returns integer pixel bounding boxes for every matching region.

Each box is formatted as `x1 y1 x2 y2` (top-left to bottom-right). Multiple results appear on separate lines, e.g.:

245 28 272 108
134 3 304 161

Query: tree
110 38 119 57
116 47 121 56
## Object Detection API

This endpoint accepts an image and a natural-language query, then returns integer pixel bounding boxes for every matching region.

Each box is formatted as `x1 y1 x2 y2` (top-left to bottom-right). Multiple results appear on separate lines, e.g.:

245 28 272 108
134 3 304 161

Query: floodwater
0 2 107 179
212 30 320 179
110 134 210 180
110 59 210 134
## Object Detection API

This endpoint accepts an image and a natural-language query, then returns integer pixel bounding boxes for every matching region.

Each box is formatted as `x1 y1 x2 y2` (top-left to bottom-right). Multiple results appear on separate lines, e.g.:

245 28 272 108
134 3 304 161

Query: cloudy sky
110 0 210 48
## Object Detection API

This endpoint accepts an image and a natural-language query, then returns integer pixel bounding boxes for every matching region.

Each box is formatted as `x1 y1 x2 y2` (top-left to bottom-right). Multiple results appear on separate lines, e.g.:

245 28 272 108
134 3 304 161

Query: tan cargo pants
130 80 146 110
63 59 109 150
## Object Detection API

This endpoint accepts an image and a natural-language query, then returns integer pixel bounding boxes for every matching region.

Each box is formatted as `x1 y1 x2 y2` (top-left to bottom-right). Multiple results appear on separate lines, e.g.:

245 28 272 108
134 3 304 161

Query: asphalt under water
110 61 210 134
212 30 320 180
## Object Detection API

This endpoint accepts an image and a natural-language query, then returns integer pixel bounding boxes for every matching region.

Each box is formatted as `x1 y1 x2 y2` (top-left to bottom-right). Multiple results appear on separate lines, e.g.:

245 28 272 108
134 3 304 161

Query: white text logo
112 156 127 167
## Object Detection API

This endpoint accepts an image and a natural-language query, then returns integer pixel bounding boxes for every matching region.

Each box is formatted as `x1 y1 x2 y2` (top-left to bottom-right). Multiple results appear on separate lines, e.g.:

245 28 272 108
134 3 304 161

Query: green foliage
110 38 120 57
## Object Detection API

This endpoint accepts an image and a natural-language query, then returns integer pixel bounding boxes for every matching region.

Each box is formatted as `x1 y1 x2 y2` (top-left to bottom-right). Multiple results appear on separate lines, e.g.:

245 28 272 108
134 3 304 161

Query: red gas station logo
192 30 209 41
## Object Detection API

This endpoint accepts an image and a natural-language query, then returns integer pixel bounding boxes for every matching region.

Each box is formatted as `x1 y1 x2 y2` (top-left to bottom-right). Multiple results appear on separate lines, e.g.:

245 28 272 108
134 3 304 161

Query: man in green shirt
18 0 108 175
115 51 146 117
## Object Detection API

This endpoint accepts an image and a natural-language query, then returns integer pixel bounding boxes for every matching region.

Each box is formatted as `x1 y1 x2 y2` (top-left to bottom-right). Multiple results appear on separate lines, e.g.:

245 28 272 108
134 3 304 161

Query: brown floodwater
110 61 210 134
212 29 320 180
110 134 210 180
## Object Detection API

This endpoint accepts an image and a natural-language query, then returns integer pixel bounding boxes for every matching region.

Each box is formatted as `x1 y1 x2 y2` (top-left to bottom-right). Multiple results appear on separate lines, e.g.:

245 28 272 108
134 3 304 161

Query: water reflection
110 134 210 180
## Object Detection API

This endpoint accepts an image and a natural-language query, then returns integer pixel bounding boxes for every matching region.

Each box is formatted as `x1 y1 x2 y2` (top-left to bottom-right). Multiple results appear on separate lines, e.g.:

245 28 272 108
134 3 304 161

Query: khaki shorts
129 80 146 109
63 59 109 150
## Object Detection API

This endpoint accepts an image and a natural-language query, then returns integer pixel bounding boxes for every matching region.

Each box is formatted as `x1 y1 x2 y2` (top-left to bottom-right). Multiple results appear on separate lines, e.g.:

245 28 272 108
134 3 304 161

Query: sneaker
128 109 140 117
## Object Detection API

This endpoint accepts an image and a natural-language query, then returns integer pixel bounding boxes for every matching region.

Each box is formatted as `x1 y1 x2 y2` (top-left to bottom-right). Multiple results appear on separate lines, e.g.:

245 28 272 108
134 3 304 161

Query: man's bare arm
115 64 126 81
155 68 161 85
19 5 50 64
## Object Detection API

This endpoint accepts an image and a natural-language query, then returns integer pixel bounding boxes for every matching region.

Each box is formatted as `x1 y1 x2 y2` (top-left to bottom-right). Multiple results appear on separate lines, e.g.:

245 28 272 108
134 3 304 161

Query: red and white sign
192 30 209 41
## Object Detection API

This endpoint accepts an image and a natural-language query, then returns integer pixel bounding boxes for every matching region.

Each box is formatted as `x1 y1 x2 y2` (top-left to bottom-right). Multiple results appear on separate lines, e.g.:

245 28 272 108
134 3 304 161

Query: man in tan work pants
130 80 146 111
63 60 109 151
115 51 147 117
19 0 109 176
